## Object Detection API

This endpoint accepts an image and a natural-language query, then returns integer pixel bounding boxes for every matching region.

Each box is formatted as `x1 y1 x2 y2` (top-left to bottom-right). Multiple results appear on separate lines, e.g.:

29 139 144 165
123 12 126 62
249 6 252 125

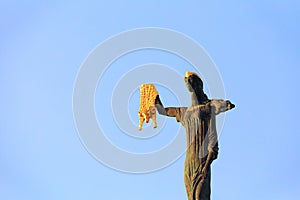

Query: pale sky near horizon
1 1 300 200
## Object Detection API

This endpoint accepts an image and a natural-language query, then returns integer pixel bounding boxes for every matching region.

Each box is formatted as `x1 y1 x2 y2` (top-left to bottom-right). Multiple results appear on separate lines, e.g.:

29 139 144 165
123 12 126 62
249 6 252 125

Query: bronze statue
138 72 235 200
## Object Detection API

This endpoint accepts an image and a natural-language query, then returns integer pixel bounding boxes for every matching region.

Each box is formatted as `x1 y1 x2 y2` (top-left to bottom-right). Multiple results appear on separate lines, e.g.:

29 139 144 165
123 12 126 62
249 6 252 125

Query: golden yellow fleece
138 84 158 130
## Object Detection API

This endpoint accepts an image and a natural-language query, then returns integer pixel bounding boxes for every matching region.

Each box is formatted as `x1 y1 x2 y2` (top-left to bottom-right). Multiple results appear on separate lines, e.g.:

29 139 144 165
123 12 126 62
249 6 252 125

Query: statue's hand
155 95 167 115
226 100 235 110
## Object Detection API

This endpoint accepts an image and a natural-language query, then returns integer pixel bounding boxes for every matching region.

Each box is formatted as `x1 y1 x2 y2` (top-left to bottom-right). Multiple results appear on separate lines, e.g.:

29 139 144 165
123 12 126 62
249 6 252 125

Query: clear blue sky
1 1 300 200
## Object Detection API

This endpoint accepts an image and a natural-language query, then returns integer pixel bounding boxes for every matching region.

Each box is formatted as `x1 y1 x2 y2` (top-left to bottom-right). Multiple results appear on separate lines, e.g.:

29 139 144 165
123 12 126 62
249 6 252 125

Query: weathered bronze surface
154 72 235 200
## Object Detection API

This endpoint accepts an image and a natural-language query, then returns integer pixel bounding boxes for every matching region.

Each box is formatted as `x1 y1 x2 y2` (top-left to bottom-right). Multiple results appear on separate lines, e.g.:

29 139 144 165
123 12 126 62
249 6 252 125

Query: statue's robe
156 104 218 200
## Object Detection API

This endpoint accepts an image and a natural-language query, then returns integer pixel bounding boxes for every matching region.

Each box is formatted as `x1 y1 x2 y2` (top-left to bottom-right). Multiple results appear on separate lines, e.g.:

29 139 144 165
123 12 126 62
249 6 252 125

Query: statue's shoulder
183 104 211 121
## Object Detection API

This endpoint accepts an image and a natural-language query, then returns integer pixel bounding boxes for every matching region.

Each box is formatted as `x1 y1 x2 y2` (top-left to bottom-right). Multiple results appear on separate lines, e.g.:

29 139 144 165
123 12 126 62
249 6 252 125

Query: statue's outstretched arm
190 99 235 116
210 99 235 115
155 95 186 122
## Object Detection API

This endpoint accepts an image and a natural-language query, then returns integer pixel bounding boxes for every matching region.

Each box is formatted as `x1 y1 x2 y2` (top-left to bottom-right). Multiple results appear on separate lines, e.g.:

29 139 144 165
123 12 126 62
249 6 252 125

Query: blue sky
1 1 300 199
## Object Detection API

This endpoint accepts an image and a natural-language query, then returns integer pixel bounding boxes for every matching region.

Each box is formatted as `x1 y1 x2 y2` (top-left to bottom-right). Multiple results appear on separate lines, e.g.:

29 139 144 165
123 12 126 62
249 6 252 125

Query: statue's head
184 72 208 104
184 72 203 91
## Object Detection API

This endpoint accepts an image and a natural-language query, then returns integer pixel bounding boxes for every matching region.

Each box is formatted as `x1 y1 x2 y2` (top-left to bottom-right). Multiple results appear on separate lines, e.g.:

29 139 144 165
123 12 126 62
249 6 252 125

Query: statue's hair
185 72 209 105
